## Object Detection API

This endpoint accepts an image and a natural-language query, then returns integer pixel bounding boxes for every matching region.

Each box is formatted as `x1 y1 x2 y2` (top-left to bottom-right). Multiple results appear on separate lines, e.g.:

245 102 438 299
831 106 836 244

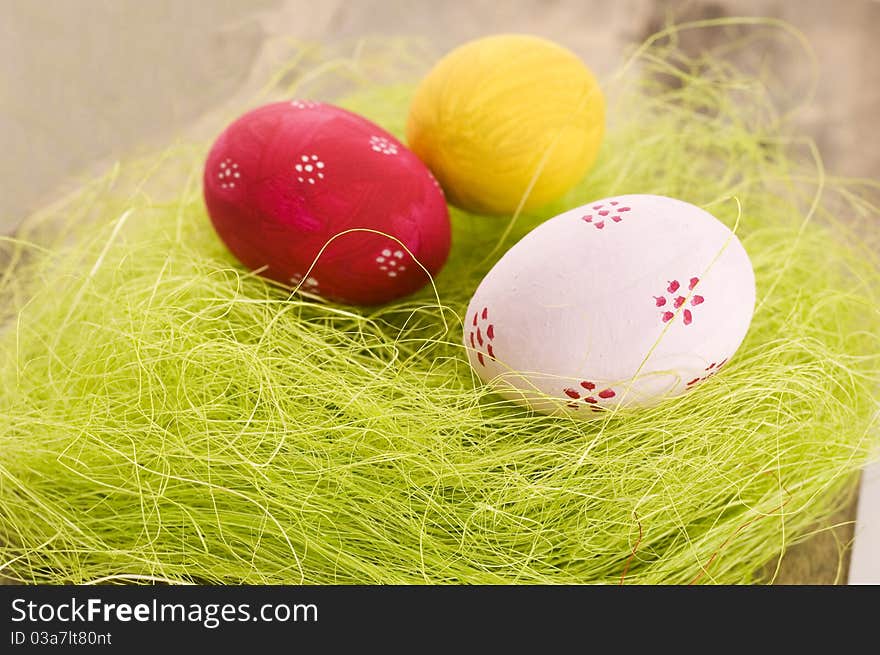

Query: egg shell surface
204 101 451 305
464 194 756 414
406 34 605 216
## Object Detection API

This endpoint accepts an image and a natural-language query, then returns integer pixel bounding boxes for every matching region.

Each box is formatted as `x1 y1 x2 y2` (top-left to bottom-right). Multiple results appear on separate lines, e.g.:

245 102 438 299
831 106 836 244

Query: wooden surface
1 0 879 583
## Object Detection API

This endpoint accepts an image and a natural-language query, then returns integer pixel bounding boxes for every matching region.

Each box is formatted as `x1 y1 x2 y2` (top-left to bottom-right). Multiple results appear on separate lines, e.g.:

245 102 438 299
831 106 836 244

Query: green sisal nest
1 21 879 584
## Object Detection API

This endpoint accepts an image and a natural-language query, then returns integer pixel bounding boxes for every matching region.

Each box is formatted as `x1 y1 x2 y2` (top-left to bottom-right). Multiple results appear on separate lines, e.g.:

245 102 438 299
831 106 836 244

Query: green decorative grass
1 21 878 584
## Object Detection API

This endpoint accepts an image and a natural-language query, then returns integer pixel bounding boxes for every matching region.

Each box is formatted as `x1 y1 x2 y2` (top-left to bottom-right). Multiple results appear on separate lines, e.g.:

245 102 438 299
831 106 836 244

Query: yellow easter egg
406 34 605 215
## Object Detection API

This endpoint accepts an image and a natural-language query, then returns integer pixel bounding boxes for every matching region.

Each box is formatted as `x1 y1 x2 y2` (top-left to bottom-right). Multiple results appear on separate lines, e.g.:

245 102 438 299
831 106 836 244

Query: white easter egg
464 194 756 415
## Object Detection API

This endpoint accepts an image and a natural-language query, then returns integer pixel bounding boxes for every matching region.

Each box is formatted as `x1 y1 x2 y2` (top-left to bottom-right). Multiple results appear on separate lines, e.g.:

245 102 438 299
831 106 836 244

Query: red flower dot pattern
468 306 496 367
564 380 618 412
655 276 704 326
686 358 728 389
581 200 631 230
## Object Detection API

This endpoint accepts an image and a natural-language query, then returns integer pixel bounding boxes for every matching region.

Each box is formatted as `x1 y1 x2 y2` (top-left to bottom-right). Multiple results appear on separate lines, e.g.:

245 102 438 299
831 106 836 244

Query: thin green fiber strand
2 23 880 584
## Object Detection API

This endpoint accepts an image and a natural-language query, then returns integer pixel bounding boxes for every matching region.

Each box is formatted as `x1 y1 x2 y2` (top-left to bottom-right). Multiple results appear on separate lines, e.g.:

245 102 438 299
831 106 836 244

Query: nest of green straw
1 22 879 584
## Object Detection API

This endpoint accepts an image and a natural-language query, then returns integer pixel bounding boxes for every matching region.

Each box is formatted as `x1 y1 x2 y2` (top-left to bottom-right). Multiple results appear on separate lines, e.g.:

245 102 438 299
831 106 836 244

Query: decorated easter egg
406 34 605 215
464 194 755 414
203 101 451 305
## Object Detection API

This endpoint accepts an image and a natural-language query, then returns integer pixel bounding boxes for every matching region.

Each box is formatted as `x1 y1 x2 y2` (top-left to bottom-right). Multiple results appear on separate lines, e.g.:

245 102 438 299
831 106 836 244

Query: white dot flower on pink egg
464 194 756 415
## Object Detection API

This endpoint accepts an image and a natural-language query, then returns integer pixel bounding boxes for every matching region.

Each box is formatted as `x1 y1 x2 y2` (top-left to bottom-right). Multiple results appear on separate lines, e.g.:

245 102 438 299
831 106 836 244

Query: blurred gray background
1 0 878 583
2 0 879 232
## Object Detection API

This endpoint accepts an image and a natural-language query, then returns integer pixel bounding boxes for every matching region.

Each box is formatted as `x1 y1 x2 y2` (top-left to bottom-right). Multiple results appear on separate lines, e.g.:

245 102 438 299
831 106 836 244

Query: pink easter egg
203 101 451 305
